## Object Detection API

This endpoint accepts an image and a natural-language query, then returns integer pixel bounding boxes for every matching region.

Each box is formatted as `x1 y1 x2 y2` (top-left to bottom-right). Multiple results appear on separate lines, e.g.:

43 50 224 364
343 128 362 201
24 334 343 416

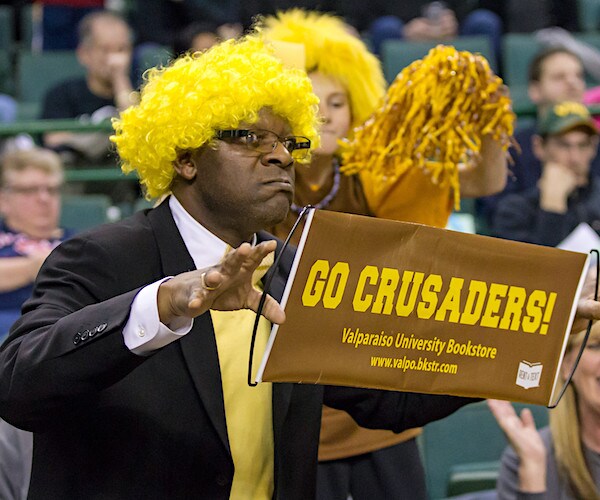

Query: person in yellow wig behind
262 9 511 499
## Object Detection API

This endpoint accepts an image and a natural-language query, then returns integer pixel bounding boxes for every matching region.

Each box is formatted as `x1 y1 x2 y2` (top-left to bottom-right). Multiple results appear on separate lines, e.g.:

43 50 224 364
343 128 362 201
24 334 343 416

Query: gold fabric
211 251 275 498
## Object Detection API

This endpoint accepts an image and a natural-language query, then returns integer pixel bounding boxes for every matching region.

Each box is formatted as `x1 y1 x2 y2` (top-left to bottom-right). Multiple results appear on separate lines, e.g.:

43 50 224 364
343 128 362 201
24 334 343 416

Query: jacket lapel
145 207 297 457
147 199 230 453
257 232 295 450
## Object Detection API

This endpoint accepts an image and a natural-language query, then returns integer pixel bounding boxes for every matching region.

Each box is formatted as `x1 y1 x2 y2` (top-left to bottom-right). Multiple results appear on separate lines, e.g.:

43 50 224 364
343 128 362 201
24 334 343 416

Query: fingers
202 269 223 291
219 241 276 277
243 241 277 269
520 408 536 430
577 299 600 321
177 239 281 320
245 287 286 325
487 399 516 423
572 269 600 332
185 269 224 311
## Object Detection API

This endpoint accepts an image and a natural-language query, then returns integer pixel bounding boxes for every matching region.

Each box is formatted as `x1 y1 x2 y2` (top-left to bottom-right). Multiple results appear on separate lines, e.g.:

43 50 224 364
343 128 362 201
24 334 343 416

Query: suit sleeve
323 385 478 432
0 235 147 430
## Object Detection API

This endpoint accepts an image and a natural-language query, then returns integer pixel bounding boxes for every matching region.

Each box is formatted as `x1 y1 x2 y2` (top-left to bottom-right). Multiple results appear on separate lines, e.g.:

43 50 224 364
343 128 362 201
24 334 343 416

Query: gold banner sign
257 209 590 406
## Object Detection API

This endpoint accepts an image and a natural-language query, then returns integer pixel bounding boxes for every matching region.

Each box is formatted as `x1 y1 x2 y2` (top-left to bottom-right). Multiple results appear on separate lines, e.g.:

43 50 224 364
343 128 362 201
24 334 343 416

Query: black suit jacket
0 199 472 499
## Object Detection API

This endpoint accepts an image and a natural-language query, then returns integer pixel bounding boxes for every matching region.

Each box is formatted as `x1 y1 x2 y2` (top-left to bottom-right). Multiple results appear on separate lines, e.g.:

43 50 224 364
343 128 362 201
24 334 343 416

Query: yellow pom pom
341 45 515 209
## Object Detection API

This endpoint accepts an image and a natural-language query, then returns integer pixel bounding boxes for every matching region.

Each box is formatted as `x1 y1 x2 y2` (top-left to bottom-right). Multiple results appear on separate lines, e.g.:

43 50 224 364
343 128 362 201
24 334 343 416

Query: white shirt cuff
123 278 193 355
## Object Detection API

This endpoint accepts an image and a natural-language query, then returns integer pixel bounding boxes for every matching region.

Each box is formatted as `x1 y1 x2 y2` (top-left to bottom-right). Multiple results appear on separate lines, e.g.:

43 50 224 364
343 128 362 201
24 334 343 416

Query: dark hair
173 21 219 57
528 47 582 83
77 10 132 47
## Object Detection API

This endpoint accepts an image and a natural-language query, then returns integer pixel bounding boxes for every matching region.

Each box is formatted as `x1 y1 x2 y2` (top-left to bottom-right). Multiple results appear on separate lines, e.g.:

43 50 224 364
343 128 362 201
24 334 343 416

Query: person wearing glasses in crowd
0 148 74 344
263 10 508 499
0 148 73 500
0 35 488 499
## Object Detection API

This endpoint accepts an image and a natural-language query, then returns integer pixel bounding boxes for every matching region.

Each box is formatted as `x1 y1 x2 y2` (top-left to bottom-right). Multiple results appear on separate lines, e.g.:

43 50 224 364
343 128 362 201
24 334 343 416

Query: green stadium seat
0 6 13 53
578 0 600 32
501 34 542 117
16 50 86 120
0 50 12 95
419 400 548 499
138 44 172 74
577 31 600 54
446 461 500 497
19 3 34 51
381 36 496 84
133 197 155 212
0 6 15 94
60 194 111 231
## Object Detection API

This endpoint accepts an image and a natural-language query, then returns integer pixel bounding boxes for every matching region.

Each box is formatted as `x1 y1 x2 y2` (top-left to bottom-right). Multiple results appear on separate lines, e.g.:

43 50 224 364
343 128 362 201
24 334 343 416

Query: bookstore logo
516 361 543 389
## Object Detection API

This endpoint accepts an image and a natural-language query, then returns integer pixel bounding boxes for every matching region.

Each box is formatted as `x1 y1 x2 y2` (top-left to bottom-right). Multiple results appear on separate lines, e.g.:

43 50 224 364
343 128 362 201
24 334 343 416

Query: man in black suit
0 35 597 499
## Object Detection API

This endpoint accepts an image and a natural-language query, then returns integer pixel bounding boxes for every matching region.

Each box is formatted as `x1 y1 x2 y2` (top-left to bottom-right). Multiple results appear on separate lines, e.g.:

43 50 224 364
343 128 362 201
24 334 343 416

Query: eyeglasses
2 185 62 197
215 129 311 160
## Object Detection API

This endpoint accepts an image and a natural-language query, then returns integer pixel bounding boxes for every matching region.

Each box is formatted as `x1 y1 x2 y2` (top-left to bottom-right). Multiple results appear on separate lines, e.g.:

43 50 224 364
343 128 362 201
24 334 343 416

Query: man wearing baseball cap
493 101 600 246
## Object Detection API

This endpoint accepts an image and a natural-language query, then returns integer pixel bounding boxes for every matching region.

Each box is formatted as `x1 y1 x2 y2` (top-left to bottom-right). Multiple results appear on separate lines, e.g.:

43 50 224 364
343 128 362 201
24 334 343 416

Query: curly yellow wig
111 36 320 199
260 9 385 129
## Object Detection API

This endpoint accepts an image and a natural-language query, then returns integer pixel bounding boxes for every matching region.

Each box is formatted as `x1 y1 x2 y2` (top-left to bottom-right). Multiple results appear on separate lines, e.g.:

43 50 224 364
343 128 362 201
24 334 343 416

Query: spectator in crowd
263 9 509 500
493 102 600 246
478 47 600 227
489 320 600 499
173 21 220 57
263 10 427 499
535 27 600 83
130 1 242 87
478 0 579 34
0 148 74 344
352 1 503 59
533 27 600 127
41 10 138 203
37 0 104 51
0 34 482 498
41 10 135 166
130 0 242 50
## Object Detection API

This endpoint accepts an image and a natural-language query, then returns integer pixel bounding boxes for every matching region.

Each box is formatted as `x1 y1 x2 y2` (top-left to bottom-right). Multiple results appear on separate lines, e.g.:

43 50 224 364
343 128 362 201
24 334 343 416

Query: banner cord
247 206 314 387
548 248 599 408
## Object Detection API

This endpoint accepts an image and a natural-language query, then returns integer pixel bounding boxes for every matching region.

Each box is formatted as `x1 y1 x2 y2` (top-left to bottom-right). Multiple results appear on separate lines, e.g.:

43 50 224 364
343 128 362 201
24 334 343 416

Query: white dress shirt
123 196 252 355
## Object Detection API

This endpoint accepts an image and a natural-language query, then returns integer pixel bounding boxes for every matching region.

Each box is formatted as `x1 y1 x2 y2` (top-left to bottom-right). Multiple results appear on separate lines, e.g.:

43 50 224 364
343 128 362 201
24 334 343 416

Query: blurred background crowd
2 1 600 499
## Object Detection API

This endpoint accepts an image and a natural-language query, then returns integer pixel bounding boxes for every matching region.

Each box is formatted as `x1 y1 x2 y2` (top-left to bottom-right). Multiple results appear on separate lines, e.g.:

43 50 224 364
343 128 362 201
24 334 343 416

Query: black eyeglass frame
215 129 311 157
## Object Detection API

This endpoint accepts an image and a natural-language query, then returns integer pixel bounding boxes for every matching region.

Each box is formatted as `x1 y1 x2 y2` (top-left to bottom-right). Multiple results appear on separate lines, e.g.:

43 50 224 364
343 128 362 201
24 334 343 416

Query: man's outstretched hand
157 240 285 325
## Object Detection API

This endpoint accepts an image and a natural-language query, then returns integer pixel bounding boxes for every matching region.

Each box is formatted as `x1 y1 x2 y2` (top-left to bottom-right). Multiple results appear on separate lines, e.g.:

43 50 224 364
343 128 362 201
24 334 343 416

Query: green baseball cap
538 101 599 137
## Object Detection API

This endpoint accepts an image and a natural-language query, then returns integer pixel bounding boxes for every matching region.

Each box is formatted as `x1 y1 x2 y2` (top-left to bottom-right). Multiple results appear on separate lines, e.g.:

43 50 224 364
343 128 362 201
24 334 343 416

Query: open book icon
516 361 543 390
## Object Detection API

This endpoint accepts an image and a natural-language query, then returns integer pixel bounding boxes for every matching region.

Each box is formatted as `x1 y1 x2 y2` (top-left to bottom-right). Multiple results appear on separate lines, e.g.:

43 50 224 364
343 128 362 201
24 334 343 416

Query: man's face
536 129 598 186
529 52 585 106
186 108 296 239
0 166 63 235
78 18 132 85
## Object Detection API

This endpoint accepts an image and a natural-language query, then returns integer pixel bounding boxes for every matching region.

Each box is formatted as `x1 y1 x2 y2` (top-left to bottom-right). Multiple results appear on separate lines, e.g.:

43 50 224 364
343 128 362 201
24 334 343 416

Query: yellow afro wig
260 9 385 129
111 35 320 199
